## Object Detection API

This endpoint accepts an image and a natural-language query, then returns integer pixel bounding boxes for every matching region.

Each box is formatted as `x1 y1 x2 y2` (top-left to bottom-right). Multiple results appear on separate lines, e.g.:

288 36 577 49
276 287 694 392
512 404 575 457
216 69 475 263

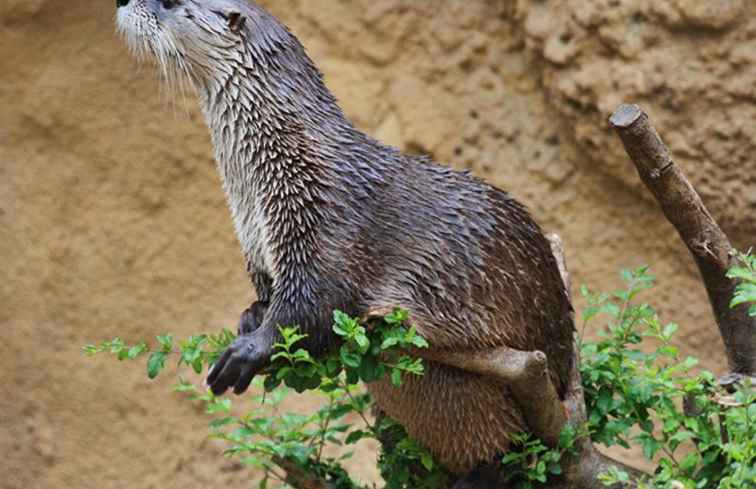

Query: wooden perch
421 346 567 447
549 235 647 488
547 234 584 425
609 104 756 376
421 234 576 448
441 233 646 488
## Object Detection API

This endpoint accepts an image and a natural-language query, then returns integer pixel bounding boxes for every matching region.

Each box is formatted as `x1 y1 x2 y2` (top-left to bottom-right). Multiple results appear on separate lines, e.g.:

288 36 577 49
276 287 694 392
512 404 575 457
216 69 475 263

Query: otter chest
220 170 275 279
204 92 278 279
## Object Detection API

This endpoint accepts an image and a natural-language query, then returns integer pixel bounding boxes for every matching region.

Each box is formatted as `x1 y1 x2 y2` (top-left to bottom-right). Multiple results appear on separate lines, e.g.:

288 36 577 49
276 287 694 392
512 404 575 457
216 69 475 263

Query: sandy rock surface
1 1 753 487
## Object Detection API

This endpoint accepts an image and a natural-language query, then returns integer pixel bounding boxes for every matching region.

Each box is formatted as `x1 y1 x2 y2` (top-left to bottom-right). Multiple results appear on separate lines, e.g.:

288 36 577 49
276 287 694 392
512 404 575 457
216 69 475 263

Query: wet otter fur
116 0 575 475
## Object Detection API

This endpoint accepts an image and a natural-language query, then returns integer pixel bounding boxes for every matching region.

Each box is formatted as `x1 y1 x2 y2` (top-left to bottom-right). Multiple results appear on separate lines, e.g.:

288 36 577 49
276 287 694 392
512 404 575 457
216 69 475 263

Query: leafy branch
84 254 755 489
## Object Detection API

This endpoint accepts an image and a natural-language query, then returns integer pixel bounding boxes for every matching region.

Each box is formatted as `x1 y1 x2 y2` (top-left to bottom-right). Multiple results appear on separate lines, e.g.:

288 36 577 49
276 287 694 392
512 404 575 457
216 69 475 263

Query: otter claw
206 331 273 396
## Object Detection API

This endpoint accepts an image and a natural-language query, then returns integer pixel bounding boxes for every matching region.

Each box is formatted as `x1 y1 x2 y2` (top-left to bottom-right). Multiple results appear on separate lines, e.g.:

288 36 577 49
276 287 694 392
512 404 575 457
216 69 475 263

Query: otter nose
117 0 130 7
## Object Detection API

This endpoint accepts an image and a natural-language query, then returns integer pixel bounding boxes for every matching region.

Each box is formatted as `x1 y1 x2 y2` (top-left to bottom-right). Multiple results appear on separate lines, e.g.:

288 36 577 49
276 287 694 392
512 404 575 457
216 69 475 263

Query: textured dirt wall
1 1 753 488
515 0 756 243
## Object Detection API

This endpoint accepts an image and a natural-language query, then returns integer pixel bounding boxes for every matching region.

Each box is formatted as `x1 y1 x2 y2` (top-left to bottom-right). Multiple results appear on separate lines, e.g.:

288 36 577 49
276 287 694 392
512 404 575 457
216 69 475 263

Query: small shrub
85 308 446 488
84 254 755 488
579 266 754 489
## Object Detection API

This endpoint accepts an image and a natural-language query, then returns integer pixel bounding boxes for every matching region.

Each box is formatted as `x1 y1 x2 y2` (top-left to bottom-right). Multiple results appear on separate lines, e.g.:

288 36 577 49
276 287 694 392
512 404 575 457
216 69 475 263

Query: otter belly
366 360 526 475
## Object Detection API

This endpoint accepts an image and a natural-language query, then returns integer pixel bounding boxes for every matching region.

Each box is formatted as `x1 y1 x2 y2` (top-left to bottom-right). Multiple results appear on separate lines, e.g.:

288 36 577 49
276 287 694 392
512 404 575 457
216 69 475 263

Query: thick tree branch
547 234 585 424
419 345 568 448
609 104 756 376
416 235 577 448
436 234 649 488
549 235 647 489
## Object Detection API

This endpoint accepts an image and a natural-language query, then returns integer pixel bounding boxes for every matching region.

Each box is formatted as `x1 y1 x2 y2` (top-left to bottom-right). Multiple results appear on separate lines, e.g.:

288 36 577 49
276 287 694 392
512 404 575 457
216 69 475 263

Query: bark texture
609 104 756 376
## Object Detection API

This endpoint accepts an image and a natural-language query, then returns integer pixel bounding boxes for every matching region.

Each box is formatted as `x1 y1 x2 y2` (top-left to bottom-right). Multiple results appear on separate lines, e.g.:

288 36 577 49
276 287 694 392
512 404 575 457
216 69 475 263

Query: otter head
116 0 348 170
115 0 289 87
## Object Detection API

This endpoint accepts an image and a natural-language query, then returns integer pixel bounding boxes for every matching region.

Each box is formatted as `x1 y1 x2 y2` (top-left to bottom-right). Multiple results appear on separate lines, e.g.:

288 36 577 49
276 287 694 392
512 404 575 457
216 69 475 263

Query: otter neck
197 47 351 277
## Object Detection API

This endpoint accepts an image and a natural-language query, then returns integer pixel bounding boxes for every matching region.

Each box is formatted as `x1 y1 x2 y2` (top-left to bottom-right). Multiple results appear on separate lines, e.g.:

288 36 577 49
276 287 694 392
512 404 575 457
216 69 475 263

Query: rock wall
516 0 756 242
1 1 753 488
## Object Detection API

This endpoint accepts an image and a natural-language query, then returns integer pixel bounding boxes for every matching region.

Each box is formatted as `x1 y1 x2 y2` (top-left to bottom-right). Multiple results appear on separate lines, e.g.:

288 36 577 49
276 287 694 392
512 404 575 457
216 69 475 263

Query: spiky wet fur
116 0 575 475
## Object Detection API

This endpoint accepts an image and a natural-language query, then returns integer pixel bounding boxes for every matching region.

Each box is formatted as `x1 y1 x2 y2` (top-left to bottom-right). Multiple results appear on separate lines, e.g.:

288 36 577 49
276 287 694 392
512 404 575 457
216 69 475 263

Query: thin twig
316 396 335 462
344 387 375 433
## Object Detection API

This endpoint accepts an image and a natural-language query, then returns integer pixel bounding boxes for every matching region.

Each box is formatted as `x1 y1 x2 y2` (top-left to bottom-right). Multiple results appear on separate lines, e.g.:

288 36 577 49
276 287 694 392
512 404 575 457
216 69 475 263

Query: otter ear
228 12 246 34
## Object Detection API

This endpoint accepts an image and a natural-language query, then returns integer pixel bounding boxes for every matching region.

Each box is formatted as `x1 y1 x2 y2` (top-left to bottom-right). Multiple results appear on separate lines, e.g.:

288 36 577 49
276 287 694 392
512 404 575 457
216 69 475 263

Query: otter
115 0 575 477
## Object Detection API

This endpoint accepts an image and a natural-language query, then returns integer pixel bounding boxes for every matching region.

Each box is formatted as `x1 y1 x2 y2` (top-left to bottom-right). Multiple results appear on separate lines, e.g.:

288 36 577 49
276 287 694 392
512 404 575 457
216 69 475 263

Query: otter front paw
238 301 268 336
206 331 273 396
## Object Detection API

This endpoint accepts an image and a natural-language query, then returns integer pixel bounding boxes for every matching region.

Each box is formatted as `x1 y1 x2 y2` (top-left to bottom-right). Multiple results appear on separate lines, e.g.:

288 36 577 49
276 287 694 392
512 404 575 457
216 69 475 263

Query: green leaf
209 416 236 429
420 452 434 471
600 302 621 318
345 368 359 385
356 353 381 383
725 266 752 280
730 288 756 308
669 431 694 445
355 334 370 354
597 389 612 412
147 351 167 379
681 356 699 370
332 310 355 334
117 346 130 361
207 398 232 414
390 368 403 387
680 453 699 472
501 452 525 465
192 357 204 374
340 347 361 369
662 323 679 339
558 425 577 450
639 433 661 459
275 366 292 380
126 343 148 360
108 338 125 354
582 305 600 322
385 308 408 324
345 430 368 445
658 345 679 358
263 373 282 392
639 419 654 434
156 334 173 352
381 336 400 350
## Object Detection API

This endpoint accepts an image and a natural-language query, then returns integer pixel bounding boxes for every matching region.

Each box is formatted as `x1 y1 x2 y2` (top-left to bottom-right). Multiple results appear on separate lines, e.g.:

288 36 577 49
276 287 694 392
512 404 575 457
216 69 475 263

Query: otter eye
161 0 176 9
